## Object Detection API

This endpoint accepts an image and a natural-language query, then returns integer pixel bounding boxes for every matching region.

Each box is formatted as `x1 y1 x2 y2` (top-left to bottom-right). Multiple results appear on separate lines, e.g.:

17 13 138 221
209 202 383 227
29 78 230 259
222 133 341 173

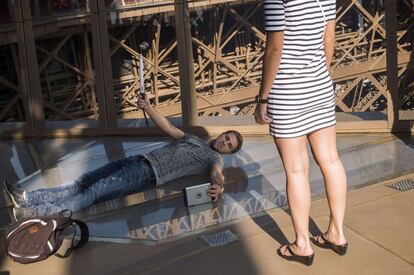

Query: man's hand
137 92 185 140
208 183 224 202
254 103 272 124
137 93 151 111
209 165 225 202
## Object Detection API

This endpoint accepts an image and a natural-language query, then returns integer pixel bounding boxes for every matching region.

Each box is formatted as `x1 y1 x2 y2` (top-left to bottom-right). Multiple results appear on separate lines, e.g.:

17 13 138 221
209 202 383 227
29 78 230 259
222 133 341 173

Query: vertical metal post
386 0 411 131
385 0 400 131
8 0 16 22
15 0 45 130
175 0 198 128
90 0 118 129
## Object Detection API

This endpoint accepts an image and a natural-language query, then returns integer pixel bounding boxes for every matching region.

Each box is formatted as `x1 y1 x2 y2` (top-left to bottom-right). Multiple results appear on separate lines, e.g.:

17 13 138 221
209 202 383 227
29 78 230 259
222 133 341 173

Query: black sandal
277 244 314 266
311 234 348 256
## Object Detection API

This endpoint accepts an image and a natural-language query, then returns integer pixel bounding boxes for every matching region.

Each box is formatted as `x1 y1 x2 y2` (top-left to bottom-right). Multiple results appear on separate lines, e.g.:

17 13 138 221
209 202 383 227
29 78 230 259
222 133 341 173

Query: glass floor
1 133 413 242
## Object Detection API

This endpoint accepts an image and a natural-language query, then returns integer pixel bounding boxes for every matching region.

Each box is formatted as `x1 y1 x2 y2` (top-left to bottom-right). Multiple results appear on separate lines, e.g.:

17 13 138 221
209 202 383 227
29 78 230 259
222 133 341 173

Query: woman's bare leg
308 125 347 245
275 135 313 256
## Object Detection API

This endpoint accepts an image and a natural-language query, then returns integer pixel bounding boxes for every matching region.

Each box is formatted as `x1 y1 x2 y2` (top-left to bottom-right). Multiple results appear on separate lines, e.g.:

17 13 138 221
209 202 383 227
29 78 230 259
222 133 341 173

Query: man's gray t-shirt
143 134 224 185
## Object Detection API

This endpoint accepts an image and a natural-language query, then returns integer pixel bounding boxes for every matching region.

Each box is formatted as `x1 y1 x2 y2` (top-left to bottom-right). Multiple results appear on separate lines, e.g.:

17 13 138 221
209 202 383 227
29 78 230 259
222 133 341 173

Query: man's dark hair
225 130 243 153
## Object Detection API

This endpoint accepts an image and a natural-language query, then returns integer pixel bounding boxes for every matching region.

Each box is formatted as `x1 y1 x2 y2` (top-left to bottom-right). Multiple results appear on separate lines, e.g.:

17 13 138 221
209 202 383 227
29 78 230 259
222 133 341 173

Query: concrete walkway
1 173 413 275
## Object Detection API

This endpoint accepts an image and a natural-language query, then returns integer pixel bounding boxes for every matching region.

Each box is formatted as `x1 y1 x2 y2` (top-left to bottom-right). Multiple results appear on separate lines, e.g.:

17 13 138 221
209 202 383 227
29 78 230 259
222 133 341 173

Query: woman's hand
254 103 272 124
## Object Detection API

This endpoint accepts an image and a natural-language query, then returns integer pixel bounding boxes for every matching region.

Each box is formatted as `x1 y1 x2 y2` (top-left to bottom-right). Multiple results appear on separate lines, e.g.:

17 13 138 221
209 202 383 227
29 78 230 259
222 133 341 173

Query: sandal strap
320 234 348 247
286 245 297 257
320 234 331 245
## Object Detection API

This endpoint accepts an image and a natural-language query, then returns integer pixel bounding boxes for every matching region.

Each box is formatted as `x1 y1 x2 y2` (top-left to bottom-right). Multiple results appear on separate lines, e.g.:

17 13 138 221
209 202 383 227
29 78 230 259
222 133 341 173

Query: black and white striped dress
264 0 337 138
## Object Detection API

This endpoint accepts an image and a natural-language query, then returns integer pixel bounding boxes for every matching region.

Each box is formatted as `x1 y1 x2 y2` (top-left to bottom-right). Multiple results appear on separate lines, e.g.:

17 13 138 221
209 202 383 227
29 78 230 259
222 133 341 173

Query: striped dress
263 0 337 138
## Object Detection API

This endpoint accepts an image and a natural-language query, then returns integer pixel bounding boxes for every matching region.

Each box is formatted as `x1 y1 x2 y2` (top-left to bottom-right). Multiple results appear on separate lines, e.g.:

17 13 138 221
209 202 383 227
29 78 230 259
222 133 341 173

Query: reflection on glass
105 0 175 10
10 145 27 180
0 142 37 184
17 141 112 190
30 0 91 19
0 44 26 123
0 1 12 24
103 186 287 241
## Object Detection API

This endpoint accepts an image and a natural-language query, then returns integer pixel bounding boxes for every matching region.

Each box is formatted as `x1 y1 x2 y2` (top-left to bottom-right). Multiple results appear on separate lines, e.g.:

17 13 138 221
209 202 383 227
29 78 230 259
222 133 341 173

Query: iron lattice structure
0 0 412 133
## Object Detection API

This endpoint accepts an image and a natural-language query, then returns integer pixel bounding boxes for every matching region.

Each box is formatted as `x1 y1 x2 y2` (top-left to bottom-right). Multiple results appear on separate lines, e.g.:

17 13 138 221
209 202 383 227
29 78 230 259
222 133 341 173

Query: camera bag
4 210 88 264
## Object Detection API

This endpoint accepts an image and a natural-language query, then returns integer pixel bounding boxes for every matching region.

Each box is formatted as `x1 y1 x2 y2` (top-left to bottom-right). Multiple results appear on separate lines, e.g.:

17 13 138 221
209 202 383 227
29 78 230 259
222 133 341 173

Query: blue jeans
20 155 153 217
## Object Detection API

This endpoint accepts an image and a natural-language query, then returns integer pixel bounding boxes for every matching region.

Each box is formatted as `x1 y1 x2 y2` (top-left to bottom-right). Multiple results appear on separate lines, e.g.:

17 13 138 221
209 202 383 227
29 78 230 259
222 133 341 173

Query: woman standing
255 0 348 266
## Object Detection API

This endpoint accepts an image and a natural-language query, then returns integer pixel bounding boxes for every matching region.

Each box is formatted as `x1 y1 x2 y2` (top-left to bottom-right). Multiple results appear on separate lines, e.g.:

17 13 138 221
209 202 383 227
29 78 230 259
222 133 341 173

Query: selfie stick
139 42 150 128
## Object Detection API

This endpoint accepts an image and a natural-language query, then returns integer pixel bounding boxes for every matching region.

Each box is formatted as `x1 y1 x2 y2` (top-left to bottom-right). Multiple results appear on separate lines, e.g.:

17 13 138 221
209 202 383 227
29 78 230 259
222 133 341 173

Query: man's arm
138 93 185 140
208 163 225 202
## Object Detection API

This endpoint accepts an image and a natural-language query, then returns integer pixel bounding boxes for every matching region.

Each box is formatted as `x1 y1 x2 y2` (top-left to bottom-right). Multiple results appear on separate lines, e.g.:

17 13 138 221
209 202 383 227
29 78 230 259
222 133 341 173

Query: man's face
212 132 239 154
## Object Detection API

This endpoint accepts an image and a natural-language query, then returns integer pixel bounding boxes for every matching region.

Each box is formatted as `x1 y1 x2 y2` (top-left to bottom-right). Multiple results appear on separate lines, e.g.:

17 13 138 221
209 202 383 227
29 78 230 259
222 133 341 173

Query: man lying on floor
4 93 243 221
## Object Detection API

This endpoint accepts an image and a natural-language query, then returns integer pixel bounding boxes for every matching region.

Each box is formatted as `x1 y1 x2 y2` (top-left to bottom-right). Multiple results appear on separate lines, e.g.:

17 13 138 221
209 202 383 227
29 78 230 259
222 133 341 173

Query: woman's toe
282 245 291 256
279 245 292 257
313 234 326 245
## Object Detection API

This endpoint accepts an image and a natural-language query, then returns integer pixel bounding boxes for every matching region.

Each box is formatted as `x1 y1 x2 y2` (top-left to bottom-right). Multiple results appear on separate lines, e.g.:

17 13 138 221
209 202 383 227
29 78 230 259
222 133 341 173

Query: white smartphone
183 183 212 207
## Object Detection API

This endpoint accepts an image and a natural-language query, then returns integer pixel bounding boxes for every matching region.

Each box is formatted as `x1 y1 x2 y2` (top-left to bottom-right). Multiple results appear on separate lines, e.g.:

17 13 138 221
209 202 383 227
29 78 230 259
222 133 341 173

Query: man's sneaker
3 179 26 208
12 207 25 222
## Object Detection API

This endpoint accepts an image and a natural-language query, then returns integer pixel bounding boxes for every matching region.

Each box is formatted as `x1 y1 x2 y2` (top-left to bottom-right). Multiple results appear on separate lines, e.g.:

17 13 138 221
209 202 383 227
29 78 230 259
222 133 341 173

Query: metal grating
390 180 414 192
201 230 238 247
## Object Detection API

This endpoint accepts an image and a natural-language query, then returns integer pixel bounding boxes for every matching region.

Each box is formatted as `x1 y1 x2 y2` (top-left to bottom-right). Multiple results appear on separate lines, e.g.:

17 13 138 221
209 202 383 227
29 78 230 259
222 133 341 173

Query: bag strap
316 0 327 39
316 0 327 25
55 219 89 258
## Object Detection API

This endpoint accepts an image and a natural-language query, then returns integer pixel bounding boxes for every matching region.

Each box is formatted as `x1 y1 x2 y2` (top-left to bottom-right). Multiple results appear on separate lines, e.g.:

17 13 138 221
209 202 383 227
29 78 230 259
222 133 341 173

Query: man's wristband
255 95 268 104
